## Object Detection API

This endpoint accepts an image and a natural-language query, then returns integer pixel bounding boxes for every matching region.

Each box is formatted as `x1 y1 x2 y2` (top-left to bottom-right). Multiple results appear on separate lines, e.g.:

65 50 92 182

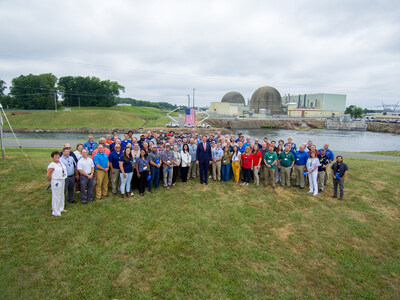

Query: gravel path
3 138 400 161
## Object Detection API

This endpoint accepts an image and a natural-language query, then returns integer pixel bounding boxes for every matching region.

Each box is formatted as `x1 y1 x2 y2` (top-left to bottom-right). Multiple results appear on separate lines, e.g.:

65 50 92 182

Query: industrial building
250 86 283 114
209 91 246 115
285 93 346 117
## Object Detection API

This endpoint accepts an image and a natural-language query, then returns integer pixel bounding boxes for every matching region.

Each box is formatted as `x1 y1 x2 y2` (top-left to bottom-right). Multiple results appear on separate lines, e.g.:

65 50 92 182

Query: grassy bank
359 151 400 157
3 106 180 129
1 149 399 298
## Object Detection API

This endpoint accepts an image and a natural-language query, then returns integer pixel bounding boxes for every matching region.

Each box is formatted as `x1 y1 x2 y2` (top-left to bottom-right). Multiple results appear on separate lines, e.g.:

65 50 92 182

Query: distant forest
116 97 177 110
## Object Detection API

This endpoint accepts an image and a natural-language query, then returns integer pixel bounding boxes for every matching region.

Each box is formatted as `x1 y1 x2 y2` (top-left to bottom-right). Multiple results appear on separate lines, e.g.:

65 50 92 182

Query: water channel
3 129 399 152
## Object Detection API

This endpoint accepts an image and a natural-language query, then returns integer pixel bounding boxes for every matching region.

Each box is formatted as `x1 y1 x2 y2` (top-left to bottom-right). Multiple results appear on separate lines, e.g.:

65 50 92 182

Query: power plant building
209 91 246 115
285 93 346 117
250 86 283 114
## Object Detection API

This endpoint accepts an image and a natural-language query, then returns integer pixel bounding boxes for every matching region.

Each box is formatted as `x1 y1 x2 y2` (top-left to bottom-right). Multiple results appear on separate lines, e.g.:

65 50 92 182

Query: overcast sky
0 0 399 108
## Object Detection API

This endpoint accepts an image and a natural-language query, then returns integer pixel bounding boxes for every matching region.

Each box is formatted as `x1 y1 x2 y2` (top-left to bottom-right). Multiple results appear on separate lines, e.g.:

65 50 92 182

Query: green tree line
0 74 124 109
116 97 177 110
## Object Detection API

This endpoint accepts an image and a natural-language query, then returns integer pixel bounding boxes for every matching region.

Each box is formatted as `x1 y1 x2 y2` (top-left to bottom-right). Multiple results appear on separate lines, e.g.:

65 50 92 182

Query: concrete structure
221 91 246 105
286 93 346 117
250 86 283 114
209 102 241 115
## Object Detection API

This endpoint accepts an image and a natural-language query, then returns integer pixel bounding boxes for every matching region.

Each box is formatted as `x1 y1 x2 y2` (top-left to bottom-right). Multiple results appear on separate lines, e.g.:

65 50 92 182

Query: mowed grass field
1 149 399 299
3 106 180 129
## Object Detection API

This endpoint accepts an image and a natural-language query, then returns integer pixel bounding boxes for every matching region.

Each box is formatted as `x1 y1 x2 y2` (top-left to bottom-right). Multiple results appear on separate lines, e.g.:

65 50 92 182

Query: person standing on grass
211 142 223 181
275 144 283 183
73 143 84 193
259 142 268 180
221 145 232 182
47 151 68 216
119 146 134 199
187 138 198 180
278 144 295 187
60 147 78 204
331 156 348 200
77 149 94 204
180 144 191 183
84 135 98 156
161 143 174 188
240 147 253 186
252 145 263 186
171 145 181 186
263 145 277 188
109 143 123 195
196 135 212 185
93 144 110 200
320 143 334 186
294 145 309 189
317 149 330 192
136 149 151 196
306 151 321 196
284 137 297 152
121 133 133 151
231 145 241 184
148 145 162 191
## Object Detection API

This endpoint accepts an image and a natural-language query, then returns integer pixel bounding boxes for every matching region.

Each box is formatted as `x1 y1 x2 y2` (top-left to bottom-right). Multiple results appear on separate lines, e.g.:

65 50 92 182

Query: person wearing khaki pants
252 145 263 185
187 140 198 180
278 145 295 187
108 144 122 194
211 142 223 181
93 145 110 200
263 146 278 188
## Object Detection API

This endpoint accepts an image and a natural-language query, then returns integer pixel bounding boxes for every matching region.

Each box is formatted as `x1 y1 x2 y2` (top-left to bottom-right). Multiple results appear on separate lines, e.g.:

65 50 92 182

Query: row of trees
0 74 125 109
116 97 177 110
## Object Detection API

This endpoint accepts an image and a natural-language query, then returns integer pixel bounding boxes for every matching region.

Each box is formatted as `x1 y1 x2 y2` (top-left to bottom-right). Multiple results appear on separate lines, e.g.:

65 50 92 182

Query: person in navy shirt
109 144 123 194
196 136 212 185
294 145 310 189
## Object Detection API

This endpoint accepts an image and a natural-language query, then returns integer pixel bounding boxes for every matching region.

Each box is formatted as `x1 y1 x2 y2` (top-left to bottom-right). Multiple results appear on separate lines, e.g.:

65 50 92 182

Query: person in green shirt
263 145 278 188
278 145 295 187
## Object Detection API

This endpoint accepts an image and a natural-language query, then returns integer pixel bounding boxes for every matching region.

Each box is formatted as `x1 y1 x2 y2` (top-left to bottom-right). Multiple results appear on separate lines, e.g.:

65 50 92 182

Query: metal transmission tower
379 101 399 112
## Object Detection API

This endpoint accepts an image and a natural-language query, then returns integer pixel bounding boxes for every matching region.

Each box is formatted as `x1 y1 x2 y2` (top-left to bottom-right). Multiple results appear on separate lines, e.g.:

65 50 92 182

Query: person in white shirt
77 149 95 203
46 151 68 217
180 143 191 183
306 151 321 196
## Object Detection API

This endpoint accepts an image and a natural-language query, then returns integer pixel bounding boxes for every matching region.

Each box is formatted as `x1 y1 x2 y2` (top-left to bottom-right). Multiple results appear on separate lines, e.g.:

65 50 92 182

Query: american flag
185 108 195 125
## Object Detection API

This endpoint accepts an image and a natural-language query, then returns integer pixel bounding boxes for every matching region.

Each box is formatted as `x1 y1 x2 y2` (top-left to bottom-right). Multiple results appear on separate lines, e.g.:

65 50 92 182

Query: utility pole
193 88 195 109
0 103 4 159
187 94 190 108
54 91 57 112
78 97 81 110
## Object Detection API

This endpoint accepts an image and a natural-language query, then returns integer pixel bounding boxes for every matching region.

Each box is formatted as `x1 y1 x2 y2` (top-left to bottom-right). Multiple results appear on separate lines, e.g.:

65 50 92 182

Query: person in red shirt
240 146 253 186
252 145 263 185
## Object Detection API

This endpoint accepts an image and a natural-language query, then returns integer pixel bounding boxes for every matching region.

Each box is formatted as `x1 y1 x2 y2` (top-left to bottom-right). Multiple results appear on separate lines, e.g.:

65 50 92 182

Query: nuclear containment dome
221 91 246 105
250 86 282 114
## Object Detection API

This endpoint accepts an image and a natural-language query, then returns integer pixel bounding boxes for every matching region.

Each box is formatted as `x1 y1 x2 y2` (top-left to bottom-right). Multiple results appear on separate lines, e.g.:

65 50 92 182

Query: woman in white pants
306 151 321 196
46 151 68 217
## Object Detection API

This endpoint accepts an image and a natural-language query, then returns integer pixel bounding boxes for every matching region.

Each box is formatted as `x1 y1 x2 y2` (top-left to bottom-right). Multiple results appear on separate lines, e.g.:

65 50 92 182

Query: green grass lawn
1 149 399 298
3 106 180 129
359 151 400 157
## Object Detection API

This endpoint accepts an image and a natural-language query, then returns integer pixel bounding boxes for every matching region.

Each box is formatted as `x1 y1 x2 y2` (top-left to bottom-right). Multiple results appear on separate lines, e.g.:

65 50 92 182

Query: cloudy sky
1 0 399 108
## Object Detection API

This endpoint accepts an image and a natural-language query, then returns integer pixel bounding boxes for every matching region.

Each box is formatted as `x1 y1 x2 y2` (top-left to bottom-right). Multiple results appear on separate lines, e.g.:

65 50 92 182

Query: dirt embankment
208 119 326 130
366 122 400 134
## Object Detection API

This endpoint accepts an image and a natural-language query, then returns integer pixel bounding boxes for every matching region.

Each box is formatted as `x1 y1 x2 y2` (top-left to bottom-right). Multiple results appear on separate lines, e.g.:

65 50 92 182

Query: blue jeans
221 164 231 182
149 167 160 191
120 172 133 194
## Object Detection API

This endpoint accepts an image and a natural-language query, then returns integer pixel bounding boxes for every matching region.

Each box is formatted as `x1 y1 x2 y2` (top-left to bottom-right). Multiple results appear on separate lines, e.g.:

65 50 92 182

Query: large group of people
46 129 349 217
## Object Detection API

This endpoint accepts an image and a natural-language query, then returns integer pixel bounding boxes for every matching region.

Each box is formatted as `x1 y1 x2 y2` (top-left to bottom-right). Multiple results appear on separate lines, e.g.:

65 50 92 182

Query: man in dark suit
196 136 212 185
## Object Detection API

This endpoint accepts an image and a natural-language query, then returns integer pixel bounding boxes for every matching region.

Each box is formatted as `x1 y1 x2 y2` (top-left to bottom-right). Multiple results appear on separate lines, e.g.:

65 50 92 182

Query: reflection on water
4 129 400 152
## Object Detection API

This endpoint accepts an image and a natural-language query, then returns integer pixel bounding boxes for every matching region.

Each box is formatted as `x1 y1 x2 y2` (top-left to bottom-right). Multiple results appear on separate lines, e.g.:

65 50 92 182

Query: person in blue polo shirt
83 135 98 155
121 133 133 151
93 145 110 200
294 145 309 189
